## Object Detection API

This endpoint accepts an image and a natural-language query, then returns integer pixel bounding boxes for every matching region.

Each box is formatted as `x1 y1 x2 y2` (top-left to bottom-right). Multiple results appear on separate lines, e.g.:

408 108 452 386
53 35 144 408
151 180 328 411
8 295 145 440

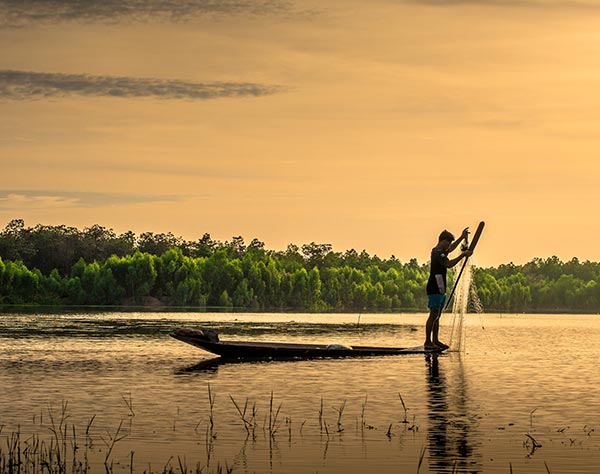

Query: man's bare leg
432 317 449 350
425 309 440 350
432 317 440 344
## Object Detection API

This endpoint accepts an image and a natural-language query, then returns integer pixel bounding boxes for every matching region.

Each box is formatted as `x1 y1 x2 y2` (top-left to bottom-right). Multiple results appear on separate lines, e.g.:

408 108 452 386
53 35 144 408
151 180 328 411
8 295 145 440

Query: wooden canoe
171 328 444 360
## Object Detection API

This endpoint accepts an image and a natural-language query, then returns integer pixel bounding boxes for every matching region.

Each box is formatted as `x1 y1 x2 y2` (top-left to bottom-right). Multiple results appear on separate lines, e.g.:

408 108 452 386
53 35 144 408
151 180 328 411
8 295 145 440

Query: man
425 228 472 351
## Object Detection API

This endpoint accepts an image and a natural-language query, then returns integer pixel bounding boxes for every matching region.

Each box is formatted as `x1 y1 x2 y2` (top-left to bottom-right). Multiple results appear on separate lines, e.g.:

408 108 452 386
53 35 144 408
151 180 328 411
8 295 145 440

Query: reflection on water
426 354 481 473
427 353 452 472
2 312 600 473
176 357 223 373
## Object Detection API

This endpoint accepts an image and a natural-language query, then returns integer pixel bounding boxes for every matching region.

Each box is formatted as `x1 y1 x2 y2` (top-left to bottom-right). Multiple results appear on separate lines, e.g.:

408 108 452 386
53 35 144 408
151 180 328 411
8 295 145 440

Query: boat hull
171 329 443 360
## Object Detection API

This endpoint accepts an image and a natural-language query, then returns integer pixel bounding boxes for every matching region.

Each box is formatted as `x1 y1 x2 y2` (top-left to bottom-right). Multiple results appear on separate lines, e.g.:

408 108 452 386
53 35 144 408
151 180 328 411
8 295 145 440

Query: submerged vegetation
0 219 598 313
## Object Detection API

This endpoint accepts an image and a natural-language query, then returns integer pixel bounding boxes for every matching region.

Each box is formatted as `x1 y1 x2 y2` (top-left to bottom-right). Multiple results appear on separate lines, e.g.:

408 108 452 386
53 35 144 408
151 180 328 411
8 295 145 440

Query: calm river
1 312 599 473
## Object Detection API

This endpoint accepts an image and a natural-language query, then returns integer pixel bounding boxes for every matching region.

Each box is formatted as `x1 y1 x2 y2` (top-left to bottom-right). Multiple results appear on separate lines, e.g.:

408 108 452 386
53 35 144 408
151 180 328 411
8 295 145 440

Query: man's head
438 230 455 250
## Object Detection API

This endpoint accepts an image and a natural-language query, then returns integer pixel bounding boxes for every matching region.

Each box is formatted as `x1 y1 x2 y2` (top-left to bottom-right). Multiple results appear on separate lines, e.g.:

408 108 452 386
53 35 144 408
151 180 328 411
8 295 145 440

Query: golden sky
1 0 600 266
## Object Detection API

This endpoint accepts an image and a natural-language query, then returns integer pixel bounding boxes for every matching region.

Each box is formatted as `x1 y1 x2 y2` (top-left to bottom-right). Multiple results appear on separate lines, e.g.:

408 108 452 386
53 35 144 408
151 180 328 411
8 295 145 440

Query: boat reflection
426 353 482 473
176 357 223 373
175 356 289 374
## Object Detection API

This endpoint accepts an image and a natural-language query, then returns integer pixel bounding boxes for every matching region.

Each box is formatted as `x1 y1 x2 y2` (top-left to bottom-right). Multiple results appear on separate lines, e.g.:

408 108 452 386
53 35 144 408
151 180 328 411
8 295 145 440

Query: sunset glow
2 0 600 265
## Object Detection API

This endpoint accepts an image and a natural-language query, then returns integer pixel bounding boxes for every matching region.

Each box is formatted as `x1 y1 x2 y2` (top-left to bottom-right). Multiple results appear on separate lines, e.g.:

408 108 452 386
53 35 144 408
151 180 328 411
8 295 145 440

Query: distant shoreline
0 304 597 316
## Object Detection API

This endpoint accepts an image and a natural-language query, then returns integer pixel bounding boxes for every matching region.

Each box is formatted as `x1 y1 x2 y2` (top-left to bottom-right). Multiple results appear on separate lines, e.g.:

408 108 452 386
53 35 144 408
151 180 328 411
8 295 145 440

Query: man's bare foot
424 342 438 351
434 341 449 351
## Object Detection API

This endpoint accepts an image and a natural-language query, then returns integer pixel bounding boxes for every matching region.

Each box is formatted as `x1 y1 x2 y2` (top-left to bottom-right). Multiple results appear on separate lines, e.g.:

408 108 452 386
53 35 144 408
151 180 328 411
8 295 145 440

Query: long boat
171 328 445 360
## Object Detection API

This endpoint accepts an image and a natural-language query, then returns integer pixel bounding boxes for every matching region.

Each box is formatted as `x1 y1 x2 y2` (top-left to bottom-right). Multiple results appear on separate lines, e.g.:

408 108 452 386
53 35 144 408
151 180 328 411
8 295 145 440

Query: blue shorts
427 293 447 311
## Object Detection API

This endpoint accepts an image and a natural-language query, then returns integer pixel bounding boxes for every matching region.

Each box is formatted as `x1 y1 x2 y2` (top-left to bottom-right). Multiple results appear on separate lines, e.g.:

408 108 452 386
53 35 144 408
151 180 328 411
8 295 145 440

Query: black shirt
426 247 449 295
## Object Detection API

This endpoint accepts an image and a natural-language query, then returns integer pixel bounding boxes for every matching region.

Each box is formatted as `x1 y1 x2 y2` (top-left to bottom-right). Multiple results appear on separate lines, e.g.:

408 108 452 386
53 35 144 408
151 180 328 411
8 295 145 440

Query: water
1 311 600 473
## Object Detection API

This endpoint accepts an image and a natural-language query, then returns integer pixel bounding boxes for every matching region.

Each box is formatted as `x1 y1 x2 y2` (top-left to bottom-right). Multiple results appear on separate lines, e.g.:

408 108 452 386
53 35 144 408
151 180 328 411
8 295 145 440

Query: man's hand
461 227 470 240
461 249 473 258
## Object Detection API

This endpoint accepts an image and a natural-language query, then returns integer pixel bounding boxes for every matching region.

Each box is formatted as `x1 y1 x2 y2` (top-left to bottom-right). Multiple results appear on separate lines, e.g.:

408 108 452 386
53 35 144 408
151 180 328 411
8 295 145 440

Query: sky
1 0 600 267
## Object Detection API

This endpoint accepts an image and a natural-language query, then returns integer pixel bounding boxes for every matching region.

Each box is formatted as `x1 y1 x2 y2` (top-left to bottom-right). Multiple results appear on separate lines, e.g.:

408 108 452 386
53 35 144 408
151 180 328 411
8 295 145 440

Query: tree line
0 220 598 313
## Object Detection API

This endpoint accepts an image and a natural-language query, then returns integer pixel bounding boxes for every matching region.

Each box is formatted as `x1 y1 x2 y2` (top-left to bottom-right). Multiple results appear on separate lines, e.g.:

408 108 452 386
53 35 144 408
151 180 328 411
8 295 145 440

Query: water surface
1 312 599 473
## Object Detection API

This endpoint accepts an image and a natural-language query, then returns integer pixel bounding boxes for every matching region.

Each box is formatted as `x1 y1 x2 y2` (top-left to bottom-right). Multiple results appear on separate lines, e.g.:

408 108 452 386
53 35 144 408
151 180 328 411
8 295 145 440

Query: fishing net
447 258 484 352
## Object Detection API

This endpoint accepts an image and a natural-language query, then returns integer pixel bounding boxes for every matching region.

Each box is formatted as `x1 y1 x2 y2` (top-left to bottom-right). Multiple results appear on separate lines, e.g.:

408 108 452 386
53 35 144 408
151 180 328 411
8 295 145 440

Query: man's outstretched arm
448 227 469 253
446 249 473 268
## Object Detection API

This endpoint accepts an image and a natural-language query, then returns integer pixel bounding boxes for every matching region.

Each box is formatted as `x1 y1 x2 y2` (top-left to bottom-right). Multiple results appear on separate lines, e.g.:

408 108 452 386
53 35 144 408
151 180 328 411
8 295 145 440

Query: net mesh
447 258 484 352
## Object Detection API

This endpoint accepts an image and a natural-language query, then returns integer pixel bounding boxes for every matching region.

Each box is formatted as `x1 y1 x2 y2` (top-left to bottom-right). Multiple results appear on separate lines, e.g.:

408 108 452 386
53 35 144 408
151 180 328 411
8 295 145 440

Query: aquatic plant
1 390 575 474
0 403 231 474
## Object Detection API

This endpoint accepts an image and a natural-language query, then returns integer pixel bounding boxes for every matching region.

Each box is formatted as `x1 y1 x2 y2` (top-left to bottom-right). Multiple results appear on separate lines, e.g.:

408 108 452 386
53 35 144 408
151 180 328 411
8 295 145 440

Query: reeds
0 404 96 474
416 445 426 473
0 425 231 474
99 419 126 469
229 396 256 438
318 397 324 433
267 391 282 439
333 400 346 433
359 395 374 431
2 390 569 474
207 384 216 432
529 408 537 428
0 400 236 474
398 392 408 424
121 393 134 418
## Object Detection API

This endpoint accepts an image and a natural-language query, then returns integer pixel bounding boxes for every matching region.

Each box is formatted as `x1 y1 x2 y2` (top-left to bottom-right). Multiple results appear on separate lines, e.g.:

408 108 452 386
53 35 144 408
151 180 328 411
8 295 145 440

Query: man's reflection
426 354 481 473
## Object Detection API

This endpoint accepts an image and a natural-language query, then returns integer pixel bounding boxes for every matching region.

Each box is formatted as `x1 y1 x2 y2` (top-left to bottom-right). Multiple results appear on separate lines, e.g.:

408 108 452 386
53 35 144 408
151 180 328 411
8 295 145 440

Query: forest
0 219 598 313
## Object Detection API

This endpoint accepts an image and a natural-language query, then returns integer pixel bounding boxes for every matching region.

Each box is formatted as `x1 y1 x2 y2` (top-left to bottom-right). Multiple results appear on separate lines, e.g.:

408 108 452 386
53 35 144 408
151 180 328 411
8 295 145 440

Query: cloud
0 70 284 100
0 0 295 27
0 190 191 209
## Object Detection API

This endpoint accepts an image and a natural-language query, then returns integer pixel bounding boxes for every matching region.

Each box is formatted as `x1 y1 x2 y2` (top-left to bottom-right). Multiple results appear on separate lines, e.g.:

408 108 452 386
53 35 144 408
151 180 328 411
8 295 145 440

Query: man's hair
438 230 455 243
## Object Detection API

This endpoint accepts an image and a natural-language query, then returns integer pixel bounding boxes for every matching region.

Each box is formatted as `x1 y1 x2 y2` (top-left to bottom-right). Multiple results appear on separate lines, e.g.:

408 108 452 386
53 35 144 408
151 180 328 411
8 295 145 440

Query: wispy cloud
0 70 284 101
0 0 295 27
0 190 191 209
